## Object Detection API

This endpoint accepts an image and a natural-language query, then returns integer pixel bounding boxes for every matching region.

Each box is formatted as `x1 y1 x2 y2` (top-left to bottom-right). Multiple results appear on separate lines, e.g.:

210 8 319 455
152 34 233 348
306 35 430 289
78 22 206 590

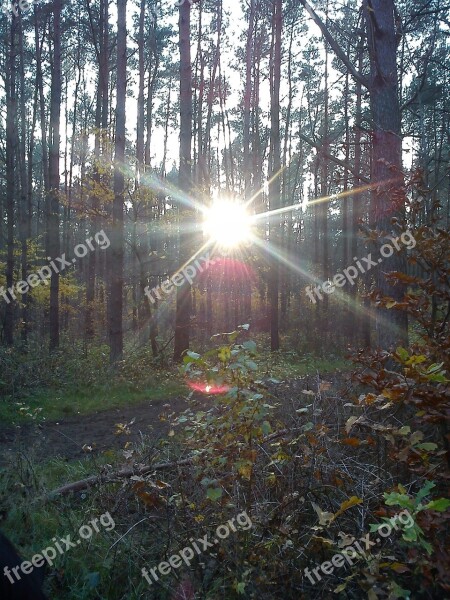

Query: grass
0 377 187 426
0 453 129 600
257 349 350 380
0 347 350 427
0 348 355 599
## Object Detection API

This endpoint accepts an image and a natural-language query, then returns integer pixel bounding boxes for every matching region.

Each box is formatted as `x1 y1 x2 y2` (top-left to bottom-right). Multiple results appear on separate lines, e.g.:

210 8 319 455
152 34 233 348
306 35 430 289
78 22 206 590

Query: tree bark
48 0 62 351
173 0 193 362
268 0 282 351
108 0 127 363
364 0 408 348
4 15 17 346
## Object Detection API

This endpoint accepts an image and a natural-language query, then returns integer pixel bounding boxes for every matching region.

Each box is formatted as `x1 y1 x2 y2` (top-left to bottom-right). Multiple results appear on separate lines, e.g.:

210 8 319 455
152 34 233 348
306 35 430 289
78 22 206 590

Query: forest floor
0 394 188 466
0 371 350 467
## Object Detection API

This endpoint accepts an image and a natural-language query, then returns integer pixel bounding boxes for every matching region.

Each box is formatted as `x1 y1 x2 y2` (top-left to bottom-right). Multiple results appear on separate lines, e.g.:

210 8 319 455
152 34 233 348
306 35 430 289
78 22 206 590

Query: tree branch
299 0 369 89
45 457 194 499
299 133 370 183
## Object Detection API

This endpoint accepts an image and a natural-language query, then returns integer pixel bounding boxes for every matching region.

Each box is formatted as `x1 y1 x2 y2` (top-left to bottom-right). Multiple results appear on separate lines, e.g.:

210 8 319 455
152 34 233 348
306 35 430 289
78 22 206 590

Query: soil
0 395 190 467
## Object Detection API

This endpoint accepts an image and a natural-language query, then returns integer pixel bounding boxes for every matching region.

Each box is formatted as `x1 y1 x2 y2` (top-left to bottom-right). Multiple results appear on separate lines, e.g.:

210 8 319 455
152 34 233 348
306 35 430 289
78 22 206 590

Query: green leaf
423 498 450 512
235 581 246 594
391 583 412 599
402 525 418 542
415 480 435 505
243 340 257 353
261 421 271 435
383 492 414 510
206 487 223 502
416 443 438 451
427 373 448 383
396 347 409 361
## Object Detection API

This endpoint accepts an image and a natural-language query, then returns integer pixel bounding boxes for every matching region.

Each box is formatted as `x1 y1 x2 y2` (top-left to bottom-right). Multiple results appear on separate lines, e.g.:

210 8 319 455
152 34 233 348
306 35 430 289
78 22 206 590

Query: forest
0 0 449 598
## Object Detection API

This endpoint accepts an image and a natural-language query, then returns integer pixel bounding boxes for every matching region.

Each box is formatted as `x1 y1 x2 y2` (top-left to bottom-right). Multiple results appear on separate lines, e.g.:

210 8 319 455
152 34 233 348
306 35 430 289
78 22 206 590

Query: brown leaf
341 437 360 446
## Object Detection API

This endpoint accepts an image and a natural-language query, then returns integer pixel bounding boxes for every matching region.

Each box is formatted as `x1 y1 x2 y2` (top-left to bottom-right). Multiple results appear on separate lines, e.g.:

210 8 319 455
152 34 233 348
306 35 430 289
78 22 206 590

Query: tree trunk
48 0 62 351
268 0 282 351
4 16 17 346
173 0 192 362
364 0 408 348
109 0 127 363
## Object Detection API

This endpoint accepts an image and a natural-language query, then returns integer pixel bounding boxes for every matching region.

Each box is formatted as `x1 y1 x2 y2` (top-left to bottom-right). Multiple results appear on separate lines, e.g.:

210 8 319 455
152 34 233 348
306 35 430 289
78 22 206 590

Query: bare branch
299 133 370 183
299 0 369 89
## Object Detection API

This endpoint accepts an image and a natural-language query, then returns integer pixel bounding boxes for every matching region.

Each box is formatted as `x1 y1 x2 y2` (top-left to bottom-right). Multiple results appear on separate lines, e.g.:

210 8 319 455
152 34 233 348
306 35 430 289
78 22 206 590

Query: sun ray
250 235 402 330
243 165 287 210
251 180 385 223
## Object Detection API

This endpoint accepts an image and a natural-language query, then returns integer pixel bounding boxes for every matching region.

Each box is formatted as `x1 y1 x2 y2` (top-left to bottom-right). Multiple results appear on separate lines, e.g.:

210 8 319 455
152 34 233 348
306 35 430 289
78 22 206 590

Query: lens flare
203 200 252 248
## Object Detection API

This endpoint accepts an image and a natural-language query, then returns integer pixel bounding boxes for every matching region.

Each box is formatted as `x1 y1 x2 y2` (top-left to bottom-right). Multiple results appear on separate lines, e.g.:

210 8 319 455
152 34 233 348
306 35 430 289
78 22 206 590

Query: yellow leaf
238 464 253 480
335 496 363 517
218 347 231 362
390 562 410 573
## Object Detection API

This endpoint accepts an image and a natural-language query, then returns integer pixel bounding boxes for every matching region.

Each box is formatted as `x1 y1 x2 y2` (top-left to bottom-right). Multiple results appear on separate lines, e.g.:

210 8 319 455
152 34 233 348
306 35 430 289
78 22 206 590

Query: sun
203 200 252 248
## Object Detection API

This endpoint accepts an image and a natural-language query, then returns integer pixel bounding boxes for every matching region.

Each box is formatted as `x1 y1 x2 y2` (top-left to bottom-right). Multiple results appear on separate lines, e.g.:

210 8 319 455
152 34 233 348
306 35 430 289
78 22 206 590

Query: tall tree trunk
173 0 192 362
48 0 62 351
268 0 282 351
18 17 29 345
320 28 329 340
109 0 127 363
4 16 17 346
364 0 408 348
243 0 256 202
86 0 109 340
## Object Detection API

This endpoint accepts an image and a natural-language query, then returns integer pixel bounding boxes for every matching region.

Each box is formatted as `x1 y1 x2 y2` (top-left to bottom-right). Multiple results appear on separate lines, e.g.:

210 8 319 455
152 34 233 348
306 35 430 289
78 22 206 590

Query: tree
48 0 62 351
4 13 17 346
363 0 408 348
173 0 193 363
300 0 408 348
108 0 127 363
268 0 282 351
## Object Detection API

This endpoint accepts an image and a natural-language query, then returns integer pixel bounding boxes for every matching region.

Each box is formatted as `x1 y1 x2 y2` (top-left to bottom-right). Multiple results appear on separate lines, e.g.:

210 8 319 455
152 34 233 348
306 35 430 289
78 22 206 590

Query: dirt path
0 374 346 468
0 396 190 467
